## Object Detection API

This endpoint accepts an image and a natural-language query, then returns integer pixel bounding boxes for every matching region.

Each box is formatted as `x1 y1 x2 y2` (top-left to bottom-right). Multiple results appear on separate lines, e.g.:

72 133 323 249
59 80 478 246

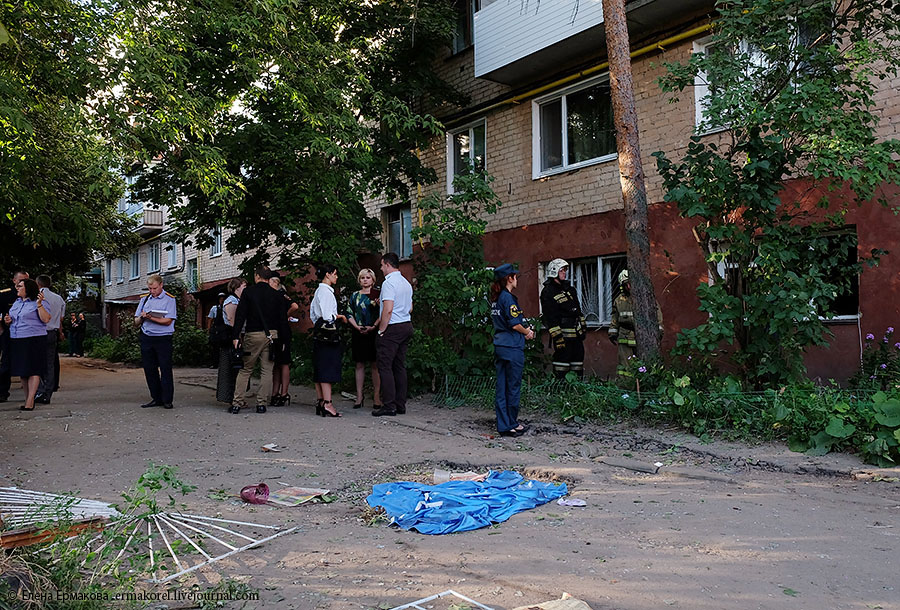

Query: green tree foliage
409 171 502 390
0 2 137 276
653 0 900 386
113 0 458 280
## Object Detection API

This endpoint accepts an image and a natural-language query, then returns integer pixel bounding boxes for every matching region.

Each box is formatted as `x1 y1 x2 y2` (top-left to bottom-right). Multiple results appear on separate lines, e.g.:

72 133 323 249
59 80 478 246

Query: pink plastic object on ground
240 483 270 504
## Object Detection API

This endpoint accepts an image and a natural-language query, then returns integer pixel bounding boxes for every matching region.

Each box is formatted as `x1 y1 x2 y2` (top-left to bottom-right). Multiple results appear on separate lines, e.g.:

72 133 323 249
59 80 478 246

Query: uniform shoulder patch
139 292 150 298
165 291 176 298
509 304 521 318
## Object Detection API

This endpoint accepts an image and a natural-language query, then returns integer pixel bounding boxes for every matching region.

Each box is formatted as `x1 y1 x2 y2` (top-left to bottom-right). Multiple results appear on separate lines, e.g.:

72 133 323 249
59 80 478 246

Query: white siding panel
475 0 605 77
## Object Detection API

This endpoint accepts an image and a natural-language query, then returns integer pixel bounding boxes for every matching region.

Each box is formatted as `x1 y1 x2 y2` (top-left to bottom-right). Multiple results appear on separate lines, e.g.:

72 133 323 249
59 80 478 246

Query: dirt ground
2 357 899 610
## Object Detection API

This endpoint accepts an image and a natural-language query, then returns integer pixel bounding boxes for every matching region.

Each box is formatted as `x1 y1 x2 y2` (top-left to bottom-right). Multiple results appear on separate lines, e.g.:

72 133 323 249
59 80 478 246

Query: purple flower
880 363 888 369
888 327 895 334
866 333 875 341
894 342 900 349
870 375 877 379
638 366 647 373
687 356 693 361
884 337 890 343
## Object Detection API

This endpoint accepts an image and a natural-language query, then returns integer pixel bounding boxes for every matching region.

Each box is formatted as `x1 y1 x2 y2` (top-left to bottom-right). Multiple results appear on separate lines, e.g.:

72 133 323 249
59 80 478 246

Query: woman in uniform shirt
310 264 347 417
489 264 534 437
4 278 52 410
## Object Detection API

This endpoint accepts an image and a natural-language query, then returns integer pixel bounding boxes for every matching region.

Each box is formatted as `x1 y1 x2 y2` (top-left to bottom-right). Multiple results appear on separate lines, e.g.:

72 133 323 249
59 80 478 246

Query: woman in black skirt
4 278 52 410
347 268 381 409
310 264 346 417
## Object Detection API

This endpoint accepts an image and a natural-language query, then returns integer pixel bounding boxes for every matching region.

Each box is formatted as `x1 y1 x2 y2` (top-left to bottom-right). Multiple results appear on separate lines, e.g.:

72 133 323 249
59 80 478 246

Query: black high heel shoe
321 400 341 417
315 399 324 416
353 397 363 409
281 393 291 406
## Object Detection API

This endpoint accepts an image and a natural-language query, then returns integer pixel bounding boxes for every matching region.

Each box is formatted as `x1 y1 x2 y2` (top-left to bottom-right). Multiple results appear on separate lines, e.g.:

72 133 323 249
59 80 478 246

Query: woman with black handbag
216 278 246 403
310 264 347 417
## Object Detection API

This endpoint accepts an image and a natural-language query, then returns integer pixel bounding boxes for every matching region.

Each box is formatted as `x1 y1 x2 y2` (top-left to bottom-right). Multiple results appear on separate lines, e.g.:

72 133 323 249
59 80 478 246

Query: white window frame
166 242 177 269
186 258 199 292
105 260 112 285
446 119 487 192
538 254 627 327
532 74 618 179
384 205 413 260
210 225 223 257
148 242 161 273
116 259 125 284
130 251 140 280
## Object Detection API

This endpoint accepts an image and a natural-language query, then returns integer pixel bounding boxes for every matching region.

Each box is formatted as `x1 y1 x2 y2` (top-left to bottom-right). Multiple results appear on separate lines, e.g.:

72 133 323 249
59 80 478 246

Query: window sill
696 124 729 137
210 252 223 259
821 315 860 325
147 270 160 275
534 153 618 180
129 276 139 281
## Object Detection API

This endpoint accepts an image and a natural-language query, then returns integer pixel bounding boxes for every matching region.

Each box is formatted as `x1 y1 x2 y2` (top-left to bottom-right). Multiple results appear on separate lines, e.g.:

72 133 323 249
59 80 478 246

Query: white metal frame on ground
389 590 495 610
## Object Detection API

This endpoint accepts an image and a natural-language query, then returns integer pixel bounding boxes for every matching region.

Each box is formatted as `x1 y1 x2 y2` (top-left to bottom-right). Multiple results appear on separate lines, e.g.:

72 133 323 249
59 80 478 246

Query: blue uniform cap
494 263 518 281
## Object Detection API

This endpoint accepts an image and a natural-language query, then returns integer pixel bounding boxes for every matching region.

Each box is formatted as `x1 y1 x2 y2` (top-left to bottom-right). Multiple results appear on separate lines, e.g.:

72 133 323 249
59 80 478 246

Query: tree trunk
602 0 661 359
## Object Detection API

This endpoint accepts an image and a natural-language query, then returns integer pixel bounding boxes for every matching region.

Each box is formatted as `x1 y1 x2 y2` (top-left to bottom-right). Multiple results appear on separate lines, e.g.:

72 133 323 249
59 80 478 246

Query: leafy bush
406 170 546 394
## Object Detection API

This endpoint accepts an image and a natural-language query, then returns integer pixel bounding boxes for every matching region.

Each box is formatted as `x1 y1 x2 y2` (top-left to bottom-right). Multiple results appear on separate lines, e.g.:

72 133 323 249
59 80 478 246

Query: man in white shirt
36 275 66 404
373 252 414 417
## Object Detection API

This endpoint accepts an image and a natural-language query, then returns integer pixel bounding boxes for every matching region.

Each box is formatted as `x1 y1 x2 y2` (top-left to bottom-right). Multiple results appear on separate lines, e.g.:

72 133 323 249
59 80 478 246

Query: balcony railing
136 208 164 236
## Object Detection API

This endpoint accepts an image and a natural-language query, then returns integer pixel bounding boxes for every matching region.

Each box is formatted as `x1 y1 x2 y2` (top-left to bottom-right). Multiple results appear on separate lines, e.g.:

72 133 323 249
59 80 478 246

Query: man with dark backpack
207 293 229 367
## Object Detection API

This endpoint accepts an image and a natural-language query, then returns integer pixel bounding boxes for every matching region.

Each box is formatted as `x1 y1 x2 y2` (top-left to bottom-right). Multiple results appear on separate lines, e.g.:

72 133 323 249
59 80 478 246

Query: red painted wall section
483 182 900 381
483 202 708 378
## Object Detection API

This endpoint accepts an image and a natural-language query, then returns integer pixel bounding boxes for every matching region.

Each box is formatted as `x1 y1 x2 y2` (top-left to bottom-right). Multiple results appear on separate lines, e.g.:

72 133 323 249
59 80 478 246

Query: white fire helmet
618 269 630 285
547 258 569 280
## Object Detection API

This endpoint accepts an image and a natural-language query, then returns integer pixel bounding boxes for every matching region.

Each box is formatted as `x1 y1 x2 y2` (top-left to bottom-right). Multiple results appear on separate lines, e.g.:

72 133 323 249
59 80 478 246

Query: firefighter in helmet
608 269 663 367
540 258 587 379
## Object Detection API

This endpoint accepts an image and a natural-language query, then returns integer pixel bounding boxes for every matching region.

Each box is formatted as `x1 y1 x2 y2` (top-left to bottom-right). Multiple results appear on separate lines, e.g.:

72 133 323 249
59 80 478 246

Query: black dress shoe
35 395 51 404
396 407 406 414
498 429 523 437
229 405 241 414
371 407 396 417
163 403 174 409
140 400 162 408
256 405 267 414
0 395 8 403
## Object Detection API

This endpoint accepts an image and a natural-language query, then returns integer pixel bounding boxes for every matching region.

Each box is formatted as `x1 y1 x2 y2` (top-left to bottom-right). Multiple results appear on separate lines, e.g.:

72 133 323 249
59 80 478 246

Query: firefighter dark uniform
540 259 586 379
608 270 663 368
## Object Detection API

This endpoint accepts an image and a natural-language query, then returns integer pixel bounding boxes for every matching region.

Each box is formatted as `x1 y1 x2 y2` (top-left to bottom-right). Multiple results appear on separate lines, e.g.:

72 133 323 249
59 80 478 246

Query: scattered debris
240 483 269 505
390 589 495 610
556 498 587 507
512 593 593 610
261 443 282 452
81 511 297 584
433 469 489 484
267 486 330 507
0 487 120 529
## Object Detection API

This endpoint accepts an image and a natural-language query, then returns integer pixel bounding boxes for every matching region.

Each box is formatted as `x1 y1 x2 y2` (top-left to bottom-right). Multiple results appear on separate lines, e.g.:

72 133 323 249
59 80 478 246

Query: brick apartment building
361 0 900 380
101 0 899 381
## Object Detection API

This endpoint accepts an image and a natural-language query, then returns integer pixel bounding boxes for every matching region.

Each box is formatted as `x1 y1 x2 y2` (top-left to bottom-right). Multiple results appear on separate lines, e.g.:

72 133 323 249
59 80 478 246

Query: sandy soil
2 357 899 610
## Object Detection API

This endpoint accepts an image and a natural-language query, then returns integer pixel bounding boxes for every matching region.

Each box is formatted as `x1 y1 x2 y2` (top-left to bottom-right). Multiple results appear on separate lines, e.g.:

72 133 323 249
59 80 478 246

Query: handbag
312 318 341 344
229 346 245 370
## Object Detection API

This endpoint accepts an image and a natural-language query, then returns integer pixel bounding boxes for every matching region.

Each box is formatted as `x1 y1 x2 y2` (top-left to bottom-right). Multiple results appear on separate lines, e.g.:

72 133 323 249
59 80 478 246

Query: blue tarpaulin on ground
365 470 568 535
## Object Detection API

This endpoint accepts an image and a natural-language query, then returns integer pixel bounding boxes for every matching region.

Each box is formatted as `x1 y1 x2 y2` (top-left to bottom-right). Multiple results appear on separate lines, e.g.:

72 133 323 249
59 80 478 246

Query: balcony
136 208 164 236
474 0 714 85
